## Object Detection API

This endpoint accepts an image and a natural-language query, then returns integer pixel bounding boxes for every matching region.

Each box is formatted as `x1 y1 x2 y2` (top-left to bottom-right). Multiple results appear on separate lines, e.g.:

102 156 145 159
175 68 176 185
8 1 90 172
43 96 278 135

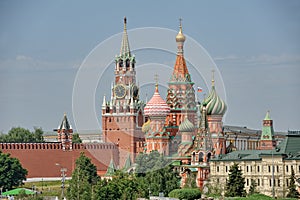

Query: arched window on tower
137 109 144 127
199 152 204 162
119 60 123 68
207 152 211 162
192 152 196 162
126 59 130 69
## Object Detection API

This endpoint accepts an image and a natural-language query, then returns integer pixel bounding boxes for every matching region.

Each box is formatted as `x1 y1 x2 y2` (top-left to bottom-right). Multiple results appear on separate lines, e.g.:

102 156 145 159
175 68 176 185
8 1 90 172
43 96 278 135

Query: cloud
246 54 300 65
16 55 33 61
0 55 80 72
214 55 239 61
214 54 300 66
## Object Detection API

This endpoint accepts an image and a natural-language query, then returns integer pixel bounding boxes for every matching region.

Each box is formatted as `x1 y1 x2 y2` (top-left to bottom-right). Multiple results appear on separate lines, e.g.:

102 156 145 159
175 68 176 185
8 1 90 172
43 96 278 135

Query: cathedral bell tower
102 17 145 167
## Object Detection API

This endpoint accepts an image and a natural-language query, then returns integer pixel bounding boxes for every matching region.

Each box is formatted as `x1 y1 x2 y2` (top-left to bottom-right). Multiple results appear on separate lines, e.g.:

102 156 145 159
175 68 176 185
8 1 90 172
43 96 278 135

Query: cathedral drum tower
102 18 145 167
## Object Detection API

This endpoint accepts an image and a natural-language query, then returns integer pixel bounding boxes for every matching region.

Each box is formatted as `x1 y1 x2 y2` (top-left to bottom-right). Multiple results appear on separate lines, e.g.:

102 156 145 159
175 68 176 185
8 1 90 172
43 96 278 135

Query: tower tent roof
120 17 131 58
105 158 116 176
264 110 271 120
260 111 274 141
58 113 72 130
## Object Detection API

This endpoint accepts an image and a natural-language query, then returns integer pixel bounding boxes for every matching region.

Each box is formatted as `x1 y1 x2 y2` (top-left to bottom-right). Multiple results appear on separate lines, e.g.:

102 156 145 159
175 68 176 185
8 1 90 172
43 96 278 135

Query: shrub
169 188 201 200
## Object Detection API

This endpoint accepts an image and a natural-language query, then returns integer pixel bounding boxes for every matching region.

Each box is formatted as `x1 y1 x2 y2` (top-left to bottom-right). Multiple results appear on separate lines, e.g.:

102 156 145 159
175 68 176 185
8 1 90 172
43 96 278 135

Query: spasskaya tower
102 17 145 167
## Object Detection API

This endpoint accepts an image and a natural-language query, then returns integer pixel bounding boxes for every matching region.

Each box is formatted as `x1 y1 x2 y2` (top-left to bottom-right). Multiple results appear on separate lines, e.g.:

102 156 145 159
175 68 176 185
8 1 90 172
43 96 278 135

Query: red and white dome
144 85 170 117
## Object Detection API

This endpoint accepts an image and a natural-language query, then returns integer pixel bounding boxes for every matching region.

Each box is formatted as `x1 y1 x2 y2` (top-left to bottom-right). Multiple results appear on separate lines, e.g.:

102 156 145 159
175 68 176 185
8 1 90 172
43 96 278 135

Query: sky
0 0 299 133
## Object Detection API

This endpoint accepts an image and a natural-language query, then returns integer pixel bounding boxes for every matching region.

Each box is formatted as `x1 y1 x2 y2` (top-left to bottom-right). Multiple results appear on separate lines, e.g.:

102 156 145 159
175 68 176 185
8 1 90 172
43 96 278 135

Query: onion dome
179 117 194 132
176 24 186 43
202 73 227 115
176 18 186 43
144 84 170 117
142 120 151 133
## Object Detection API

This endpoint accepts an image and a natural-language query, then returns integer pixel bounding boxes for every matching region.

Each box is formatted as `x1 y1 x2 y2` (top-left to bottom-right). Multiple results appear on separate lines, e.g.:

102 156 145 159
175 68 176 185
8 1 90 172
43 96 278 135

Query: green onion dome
179 117 194 132
202 85 227 115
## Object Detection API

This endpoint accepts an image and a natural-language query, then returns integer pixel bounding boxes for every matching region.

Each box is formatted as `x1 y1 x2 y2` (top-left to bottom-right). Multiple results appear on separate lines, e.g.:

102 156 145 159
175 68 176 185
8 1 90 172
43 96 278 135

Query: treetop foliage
72 133 82 143
169 188 201 200
0 151 28 190
287 166 300 198
0 127 44 143
225 163 246 197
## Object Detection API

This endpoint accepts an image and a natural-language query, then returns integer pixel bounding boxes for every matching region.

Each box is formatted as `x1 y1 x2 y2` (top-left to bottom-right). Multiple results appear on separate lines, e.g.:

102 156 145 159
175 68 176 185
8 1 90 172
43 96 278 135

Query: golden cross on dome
212 69 215 86
154 74 159 91
154 74 159 84
179 17 182 28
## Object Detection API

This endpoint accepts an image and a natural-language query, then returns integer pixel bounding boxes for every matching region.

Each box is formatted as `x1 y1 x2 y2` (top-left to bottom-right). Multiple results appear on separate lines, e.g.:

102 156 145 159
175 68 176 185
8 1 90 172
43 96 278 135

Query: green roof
123 154 132 171
2 188 35 196
105 159 116 176
264 111 271 120
211 134 300 162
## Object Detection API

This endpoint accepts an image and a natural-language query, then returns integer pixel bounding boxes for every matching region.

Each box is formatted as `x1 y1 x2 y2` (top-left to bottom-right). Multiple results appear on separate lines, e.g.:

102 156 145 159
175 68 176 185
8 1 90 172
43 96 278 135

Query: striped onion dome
179 117 194 132
202 83 227 115
144 84 170 117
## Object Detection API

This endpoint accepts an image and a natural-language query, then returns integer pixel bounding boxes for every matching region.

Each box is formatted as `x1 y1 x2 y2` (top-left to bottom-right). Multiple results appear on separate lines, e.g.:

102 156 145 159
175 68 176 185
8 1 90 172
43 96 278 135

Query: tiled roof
211 134 300 161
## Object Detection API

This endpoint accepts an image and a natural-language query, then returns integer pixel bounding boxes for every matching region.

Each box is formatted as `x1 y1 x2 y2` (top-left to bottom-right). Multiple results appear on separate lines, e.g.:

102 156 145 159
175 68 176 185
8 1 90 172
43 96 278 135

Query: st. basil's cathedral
101 17 228 188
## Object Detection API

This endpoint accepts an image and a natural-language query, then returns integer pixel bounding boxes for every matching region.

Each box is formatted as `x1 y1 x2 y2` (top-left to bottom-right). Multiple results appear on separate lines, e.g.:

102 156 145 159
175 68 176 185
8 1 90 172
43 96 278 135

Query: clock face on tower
114 84 126 98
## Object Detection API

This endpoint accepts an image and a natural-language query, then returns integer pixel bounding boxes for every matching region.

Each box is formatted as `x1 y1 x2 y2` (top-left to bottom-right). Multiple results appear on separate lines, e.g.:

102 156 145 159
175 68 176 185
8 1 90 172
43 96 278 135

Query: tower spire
120 16 131 57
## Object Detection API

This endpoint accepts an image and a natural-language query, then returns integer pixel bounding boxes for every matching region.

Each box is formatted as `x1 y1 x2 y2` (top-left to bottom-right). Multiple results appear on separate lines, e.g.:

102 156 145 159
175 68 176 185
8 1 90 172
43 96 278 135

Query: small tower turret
56 113 73 151
258 111 276 150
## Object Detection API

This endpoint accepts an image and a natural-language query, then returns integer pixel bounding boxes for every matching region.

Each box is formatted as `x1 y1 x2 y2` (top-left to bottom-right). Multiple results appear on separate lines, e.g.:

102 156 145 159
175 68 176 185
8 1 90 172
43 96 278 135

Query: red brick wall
0 143 119 178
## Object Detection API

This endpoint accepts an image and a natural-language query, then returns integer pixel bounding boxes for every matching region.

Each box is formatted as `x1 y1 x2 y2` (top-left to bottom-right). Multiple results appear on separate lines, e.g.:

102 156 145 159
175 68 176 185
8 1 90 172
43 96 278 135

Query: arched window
126 59 130 68
199 152 204 162
192 152 196 162
119 60 123 68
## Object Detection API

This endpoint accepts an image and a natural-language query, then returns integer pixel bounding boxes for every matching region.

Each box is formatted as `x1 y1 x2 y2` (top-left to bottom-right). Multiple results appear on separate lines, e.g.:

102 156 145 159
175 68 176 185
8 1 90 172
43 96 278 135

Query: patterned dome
202 84 227 115
179 117 194 132
144 85 170 117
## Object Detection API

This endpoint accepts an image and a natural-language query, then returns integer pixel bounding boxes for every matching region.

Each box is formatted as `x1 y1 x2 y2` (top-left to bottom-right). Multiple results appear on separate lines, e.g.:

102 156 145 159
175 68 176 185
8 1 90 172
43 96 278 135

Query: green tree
0 127 44 143
72 133 82 143
135 151 180 197
169 188 201 200
33 127 44 143
205 179 223 198
135 151 170 175
67 152 99 200
225 163 246 197
184 172 197 188
93 171 142 200
248 179 258 195
0 151 28 190
287 166 300 198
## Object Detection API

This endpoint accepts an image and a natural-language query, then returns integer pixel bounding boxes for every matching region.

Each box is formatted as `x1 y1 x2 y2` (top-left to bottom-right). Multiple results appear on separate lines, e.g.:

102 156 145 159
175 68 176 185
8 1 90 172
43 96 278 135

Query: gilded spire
120 17 131 57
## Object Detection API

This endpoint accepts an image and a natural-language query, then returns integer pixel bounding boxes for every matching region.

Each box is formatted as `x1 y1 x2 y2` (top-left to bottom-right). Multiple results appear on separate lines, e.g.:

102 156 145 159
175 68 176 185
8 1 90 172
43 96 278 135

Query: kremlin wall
0 138 119 178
